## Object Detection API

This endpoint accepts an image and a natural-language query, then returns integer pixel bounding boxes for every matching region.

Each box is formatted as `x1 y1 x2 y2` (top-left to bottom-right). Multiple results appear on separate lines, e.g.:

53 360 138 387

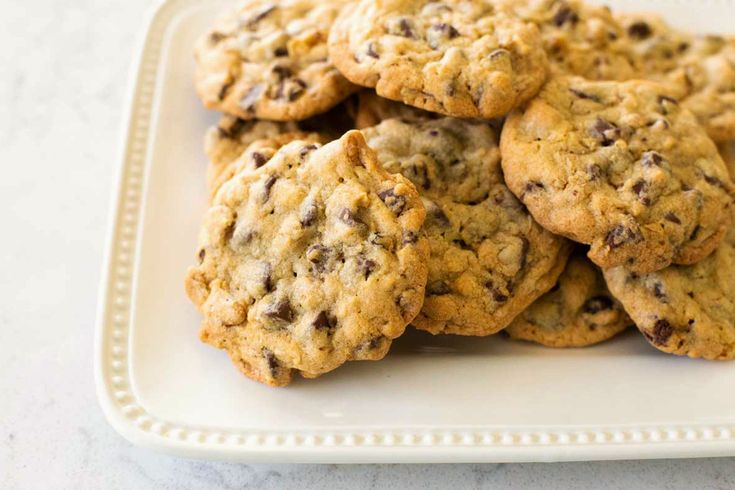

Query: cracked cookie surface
329 0 549 119
362 117 571 336
186 131 428 385
505 251 630 347
501 76 734 273
604 225 735 360
195 0 358 121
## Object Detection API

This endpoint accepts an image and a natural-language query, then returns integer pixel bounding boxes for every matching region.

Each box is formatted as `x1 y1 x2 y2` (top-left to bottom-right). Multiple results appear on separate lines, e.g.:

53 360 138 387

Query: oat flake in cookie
195 0 358 121
185 132 429 386
501 76 735 273
505 251 631 348
362 118 571 336
329 0 549 119
604 226 735 360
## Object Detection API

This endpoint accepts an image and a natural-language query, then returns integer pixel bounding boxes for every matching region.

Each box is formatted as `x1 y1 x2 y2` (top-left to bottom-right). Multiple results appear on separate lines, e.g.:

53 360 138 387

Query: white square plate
95 0 735 463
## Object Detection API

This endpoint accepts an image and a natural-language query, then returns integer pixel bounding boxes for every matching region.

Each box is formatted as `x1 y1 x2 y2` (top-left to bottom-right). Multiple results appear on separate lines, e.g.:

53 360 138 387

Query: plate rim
94 0 735 463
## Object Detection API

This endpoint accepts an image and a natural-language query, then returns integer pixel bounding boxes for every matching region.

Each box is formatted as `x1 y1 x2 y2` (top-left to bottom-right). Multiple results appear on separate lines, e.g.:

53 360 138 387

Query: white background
1 0 735 488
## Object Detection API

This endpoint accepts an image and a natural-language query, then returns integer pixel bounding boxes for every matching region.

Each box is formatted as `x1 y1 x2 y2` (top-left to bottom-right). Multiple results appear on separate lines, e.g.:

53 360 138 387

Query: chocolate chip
223 222 235 242
402 231 418 245
366 42 379 59
339 208 362 226
651 319 673 345
378 188 407 216
431 23 459 38
197 248 206 263
427 202 450 227
217 118 246 139
569 88 601 102
209 32 228 44
247 5 276 27
307 244 331 273
588 164 603 180
405 163 431 190
642 151 664 167
312 311 336 330
486 282 508 303
263 175 278 202
232 227 255 248
240 84 265 111
300 202 318 227
627 21 652 39
605 224 641 248
398 18 414 38
274 46 288 57
427 281 451 295
357 336 384 353
554 6 579 26
589 118 621 146
582 295 614 314
453 239 471 250
299 144 318 158
522 181 545 199
264 299 293 323
704 174 726 188
664 212 682 225
252 152 268 168
272 65 293 80
357 256 377 279
218 80 234 101
288 79 307 101
262 348 280 378
258 265 271 294
632 179 651 205
652 282 668 302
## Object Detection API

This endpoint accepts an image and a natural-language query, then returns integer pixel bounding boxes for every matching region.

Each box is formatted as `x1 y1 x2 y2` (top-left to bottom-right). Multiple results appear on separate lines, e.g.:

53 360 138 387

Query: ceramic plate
95 0 735 463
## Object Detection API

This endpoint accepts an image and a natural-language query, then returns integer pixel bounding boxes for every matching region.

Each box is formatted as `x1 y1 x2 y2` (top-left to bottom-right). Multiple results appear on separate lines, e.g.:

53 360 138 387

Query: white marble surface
1 0 734 488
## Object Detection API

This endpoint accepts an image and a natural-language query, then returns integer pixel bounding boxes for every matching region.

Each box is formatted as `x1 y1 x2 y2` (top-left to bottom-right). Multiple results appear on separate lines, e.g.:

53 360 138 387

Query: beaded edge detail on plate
97 0 735 450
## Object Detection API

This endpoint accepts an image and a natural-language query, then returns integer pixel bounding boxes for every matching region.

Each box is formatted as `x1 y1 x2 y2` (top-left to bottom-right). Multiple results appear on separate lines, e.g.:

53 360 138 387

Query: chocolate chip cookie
513 0 636 80
185 131 429 386
604 225 735 360
195 0 358 121
669 35 735 142
501 76 735 273
618 14 735 142
505 251 631 347
361 117 571 336
329 0 549 119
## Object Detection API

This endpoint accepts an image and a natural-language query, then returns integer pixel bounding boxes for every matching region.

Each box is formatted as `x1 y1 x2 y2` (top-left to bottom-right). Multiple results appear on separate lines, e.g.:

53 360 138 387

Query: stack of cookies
185 0 735 386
